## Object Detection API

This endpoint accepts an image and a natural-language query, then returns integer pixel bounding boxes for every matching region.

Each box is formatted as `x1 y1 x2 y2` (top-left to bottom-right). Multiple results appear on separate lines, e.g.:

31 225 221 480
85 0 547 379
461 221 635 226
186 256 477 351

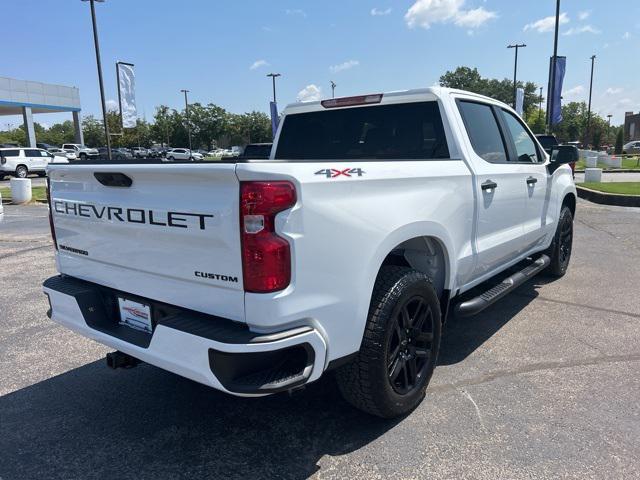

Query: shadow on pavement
439 275 555 366
0 360 401 480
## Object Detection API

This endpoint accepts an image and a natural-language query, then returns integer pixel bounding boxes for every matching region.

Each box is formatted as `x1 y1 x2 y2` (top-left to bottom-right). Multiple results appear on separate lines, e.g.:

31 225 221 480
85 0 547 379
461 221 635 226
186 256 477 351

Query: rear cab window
275 101 450 160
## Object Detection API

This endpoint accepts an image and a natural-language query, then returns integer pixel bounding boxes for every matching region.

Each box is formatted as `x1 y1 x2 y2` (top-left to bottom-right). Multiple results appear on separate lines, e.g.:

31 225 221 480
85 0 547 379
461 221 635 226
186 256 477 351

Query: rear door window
275 101 450 160
457 101 508 163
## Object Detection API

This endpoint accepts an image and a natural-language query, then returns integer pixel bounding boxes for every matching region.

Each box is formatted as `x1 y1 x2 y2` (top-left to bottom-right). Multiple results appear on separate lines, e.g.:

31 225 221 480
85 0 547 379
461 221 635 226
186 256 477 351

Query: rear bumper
43 275 327 396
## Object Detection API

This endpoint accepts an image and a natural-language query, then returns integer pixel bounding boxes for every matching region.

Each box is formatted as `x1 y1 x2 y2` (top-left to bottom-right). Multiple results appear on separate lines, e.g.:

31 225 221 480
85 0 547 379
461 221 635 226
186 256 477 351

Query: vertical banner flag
547 56 566 126
515 88 525 116
270 101 279 139
117 62 137 128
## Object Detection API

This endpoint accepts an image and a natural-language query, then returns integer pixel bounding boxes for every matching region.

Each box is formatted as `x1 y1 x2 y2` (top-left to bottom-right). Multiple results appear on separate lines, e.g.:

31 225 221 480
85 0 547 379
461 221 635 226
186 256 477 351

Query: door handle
526 176 538 185
481 180 498 191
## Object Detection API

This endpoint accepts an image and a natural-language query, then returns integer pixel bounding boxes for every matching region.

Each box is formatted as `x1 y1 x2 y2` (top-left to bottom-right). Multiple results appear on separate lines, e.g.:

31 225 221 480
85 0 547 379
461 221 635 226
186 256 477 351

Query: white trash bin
609 156 622 168
10 177 32 204
584 168 602 183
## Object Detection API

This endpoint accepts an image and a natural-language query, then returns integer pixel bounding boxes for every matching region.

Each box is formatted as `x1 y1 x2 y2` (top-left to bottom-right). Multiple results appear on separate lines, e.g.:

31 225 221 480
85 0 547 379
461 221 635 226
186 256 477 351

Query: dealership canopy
0 76 84 146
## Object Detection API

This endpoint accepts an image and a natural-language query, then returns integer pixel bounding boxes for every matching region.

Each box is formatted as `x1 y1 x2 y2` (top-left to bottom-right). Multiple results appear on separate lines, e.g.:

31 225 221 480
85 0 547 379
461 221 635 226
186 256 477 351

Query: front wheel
336 266 442 418
80 153 87 161
545 205 573 277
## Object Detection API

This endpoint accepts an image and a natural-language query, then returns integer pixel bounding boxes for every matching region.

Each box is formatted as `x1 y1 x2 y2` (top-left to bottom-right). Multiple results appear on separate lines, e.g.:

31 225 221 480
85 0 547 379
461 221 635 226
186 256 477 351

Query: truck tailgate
48 163 245 321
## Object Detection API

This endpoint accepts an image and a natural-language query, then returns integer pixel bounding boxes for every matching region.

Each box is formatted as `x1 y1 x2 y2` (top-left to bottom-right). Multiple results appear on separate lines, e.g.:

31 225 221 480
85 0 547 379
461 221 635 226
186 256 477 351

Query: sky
2 0 639 130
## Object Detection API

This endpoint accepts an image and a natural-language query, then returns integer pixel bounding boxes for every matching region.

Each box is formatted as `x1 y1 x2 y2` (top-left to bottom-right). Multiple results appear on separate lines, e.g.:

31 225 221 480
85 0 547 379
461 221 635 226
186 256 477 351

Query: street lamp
547 0 561 132
607 114 612 127
180 89 192 154
507 43 526 109
586 55 596 145
81 0 111 161
330 80 337 98
266 73 281 103
538 87 543 124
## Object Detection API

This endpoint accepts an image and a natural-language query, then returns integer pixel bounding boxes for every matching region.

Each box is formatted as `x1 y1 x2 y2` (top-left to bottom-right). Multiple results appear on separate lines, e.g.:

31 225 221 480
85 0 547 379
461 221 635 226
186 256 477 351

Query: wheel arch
562 191 576 217
365 223 457 324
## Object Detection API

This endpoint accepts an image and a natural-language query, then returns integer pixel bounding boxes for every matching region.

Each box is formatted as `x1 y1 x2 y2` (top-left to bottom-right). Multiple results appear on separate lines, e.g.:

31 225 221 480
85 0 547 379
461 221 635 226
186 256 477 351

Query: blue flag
550 56 566 126
270 101 279 139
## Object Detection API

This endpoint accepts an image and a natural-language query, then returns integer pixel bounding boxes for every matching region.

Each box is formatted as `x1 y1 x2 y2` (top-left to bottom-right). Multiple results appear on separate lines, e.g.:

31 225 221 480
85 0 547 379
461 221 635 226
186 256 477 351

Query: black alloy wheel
387 296 435 395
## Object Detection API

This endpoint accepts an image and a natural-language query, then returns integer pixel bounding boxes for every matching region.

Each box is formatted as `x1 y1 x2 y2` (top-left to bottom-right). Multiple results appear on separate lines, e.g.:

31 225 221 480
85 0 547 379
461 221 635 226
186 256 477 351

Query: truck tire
15 165 28 178
336 266 441 418
80 153 87 161
545 205 573 277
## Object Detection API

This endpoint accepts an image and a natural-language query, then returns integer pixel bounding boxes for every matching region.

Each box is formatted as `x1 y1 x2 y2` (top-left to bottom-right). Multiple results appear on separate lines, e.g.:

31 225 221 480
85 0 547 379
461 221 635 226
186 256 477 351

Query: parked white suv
44 87 577 417
61 143 99 161
165 148 203 161
131 147 149 158
0 147 67 179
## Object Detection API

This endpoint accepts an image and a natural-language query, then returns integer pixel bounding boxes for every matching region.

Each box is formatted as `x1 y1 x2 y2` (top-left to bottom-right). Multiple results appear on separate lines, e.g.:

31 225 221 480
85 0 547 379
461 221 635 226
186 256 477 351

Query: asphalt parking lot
1 200 639 479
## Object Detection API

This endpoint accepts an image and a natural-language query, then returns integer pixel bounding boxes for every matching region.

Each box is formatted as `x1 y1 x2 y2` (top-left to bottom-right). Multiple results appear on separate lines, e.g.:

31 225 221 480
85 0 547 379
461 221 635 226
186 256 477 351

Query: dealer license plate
118 297 153 334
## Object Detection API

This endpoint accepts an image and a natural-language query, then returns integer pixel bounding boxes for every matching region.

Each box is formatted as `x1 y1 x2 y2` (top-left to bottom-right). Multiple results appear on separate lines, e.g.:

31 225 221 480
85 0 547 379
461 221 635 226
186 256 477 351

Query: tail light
240 181 296 293
46 179 58 251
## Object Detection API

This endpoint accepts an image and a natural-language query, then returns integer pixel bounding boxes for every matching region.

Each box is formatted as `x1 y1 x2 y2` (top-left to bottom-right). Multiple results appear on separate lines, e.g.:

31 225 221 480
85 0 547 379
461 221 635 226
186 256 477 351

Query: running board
454 254 550 317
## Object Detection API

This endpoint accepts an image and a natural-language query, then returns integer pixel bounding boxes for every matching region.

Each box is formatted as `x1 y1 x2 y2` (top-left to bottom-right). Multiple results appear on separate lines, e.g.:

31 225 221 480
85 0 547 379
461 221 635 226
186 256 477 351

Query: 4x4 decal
315 168 365 179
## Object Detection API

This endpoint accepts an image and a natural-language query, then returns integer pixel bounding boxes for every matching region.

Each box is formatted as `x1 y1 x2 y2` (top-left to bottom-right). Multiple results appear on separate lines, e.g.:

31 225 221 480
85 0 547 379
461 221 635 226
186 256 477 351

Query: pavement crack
0 244 52 260
429 353 640 394
513 292 640 320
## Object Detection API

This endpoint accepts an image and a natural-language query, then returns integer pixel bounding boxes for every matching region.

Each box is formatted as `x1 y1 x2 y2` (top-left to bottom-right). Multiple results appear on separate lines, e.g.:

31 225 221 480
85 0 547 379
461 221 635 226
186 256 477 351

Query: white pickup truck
43 87 577 418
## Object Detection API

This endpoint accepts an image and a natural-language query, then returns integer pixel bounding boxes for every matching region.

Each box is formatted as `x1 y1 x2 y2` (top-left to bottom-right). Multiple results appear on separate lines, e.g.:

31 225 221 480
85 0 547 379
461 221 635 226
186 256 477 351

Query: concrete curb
576 186 640 207
575 169 639 174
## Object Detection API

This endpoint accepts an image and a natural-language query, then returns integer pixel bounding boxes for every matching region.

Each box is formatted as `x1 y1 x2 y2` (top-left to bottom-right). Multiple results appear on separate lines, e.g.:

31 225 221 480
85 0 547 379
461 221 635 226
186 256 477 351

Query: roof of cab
283 86 512 114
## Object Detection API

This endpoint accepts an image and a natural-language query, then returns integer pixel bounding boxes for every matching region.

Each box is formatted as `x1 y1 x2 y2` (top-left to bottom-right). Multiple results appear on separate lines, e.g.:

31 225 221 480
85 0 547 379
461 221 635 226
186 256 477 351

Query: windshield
275 101 449 160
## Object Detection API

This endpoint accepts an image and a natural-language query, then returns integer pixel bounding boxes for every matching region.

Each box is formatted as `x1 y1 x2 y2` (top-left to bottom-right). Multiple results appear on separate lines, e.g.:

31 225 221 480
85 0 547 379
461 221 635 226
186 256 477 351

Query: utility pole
507 43 526 108
266 73 281 103
547 0 561 132
538 87 543 124
586 55 596 146
330 80 337 98
180 89 192 154
82 0 111 160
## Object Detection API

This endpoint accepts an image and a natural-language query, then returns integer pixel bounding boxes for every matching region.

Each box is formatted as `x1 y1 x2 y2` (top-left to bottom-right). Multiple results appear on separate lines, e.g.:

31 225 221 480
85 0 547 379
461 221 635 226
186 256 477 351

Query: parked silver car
622 141 640 154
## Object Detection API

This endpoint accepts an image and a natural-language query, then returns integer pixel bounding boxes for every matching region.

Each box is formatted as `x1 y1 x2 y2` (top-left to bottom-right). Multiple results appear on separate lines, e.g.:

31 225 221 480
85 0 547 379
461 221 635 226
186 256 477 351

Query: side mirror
550 145 579 165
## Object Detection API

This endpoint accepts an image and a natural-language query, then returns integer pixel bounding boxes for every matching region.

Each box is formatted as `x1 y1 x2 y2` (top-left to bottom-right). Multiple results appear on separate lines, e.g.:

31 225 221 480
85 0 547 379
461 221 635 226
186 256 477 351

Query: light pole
82 0 111 161
507 43 526 108
266 73 281 102
547 0 561 132
330 80 337 98
181 89 192 154
586 55 596 146
607 114 612 127
538 87 543 124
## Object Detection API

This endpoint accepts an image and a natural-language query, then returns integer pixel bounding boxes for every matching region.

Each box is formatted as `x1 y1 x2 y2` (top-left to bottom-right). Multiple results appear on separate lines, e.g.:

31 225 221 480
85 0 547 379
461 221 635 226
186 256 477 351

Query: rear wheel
15 165 28 178
336 266 441 418
545 205 573 277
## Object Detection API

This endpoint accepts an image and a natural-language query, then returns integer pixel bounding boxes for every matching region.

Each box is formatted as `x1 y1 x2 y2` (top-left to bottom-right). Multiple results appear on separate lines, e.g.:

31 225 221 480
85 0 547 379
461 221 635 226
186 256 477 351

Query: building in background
624 111 640 142
0 77 83 146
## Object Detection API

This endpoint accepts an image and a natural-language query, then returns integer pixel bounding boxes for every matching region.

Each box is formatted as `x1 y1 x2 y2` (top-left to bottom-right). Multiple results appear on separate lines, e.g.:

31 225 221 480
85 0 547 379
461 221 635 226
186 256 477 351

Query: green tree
439 66 539 115
81 115 106 147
